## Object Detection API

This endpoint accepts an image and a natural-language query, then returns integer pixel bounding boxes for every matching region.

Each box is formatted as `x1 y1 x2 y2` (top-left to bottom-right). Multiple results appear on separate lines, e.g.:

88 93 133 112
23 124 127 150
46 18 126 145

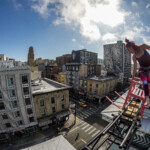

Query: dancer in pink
125 38 150 108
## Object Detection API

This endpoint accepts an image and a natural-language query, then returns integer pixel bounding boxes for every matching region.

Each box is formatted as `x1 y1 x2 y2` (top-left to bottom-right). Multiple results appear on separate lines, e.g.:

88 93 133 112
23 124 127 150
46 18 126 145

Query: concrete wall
31 71 41 80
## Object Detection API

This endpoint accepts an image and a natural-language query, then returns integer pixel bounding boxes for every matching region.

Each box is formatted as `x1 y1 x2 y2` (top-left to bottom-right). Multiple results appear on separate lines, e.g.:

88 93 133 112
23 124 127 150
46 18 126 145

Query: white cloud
102 33 117 41
13 0 22 9
131 2 138 7
146 3 150 9
31 0 129 42
72 38 76 42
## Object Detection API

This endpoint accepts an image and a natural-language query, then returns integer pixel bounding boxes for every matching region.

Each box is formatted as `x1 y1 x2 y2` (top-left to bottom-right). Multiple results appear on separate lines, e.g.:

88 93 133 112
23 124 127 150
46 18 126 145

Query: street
65 98 109 150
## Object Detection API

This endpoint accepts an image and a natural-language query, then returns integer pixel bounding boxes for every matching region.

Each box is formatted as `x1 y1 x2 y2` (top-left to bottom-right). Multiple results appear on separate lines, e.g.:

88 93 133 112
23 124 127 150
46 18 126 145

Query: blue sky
0 0 150 61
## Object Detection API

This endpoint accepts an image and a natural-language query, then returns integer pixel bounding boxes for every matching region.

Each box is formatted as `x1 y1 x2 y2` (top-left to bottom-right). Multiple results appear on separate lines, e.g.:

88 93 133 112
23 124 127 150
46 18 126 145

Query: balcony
2 119 9 124
26 104 32 108
10 96 17 101
22 83 29 88
24 94 30 99
28 113 34 118
7 85 15 89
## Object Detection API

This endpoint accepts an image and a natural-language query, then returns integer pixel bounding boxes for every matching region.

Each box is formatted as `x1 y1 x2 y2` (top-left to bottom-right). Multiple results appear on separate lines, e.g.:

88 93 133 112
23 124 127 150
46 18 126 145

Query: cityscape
1 0 150 150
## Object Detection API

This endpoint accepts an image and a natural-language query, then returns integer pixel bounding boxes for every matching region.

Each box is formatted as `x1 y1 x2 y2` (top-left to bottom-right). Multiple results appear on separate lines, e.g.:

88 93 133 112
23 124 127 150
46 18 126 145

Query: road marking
73 138 82 146
81 139 87 144
91 130 100 137
80 122 87 127
85 126 93 132
69 126 79 134
88 128 96 134
80 112 89 117
82 124 89 130
83 111 91 115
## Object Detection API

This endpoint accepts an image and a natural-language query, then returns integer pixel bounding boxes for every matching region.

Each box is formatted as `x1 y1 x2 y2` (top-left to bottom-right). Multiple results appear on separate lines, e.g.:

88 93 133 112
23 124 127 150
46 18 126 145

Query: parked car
79 102 87 108
79 99 86 103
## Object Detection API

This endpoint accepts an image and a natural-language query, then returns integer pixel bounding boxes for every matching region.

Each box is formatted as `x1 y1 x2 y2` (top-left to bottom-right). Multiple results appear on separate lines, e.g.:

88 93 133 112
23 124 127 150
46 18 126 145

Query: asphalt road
65 99 109 150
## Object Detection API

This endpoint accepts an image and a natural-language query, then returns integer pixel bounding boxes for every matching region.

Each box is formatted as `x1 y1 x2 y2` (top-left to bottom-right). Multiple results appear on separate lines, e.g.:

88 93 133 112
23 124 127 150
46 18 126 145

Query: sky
0 0 150 61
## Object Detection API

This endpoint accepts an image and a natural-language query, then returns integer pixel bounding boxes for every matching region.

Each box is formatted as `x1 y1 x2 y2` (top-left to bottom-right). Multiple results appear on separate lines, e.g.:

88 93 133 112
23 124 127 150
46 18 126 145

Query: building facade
0 54 7 61
32 78 70 128
0 65 37 141
42 65 59 79
104 41 131 82
27 46 35 66
66 63 101 91
56 54 72 72
87 76 119 102
54 72 66 85
72 49 97 65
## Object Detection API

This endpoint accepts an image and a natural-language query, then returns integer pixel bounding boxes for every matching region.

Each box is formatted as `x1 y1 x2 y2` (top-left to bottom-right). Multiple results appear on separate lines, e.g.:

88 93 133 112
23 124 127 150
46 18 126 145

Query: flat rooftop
89 75 119 82
32 78 70 95
22 135 76 150
101 91 150 134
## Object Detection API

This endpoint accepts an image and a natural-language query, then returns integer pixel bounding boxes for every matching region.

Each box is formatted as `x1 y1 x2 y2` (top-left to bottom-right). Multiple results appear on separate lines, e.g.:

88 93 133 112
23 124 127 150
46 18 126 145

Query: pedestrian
75 133 79 141
125 38 150 108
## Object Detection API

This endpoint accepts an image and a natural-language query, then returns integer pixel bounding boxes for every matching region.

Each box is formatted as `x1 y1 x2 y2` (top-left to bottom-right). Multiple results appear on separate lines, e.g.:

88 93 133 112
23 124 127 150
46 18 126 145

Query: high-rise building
0 63 37 141
27 46 34 66
72 49 97 65
104 41 131 82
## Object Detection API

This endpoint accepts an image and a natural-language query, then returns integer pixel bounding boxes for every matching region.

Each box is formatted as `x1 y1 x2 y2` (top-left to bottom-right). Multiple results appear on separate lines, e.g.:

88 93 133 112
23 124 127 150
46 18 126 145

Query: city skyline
0 0 150 61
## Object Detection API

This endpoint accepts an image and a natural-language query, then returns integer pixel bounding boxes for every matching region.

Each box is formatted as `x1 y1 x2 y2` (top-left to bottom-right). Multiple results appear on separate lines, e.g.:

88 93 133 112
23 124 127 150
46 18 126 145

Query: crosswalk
77 120 100 138
76 107 98 120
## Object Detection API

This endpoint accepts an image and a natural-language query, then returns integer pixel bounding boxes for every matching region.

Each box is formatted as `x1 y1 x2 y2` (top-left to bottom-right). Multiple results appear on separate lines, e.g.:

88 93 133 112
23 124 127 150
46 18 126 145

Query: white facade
0 54 7 61
0 66 37 136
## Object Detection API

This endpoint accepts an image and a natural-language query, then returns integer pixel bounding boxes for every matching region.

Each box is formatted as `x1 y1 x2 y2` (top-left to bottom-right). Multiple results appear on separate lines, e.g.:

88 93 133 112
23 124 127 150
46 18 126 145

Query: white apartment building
0 64 37 142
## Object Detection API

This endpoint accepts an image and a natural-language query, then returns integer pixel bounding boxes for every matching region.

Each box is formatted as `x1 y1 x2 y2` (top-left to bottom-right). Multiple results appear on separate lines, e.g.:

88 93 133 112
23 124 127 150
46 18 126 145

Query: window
0 91 2 99
7 77 14 86
14 111 20 117
40 100 44 106
52 107 55 113
2 114 8 120
22 75 28 84
62 104 65 109
96 84 98 88
17 120 23 126
23 87 29 95
41 109 46 116
90 88 92 92
0 102 5 110
9 89 16 97
61 95 64 101
29 117 34 122
25 98 31 105
27 108 33 115
5 123 11 128
51 97 55 104
11 101 18 108
90 84 92 87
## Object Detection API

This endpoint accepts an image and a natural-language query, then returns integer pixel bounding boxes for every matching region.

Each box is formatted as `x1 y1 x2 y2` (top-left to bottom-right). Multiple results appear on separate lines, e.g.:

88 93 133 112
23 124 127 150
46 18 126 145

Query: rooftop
32 78 71 95
22 135 76 150
88 75 119 82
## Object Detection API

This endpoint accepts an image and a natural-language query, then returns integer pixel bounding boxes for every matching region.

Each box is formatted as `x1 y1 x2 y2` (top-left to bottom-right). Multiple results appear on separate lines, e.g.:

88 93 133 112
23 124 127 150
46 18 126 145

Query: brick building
56 54 72 72
72 49 97 65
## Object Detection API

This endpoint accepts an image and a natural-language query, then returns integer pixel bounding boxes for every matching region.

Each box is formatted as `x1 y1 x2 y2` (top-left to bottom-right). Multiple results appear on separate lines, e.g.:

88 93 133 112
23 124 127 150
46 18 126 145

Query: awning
79 92 85 95
39 120 52 127
56 111 70 120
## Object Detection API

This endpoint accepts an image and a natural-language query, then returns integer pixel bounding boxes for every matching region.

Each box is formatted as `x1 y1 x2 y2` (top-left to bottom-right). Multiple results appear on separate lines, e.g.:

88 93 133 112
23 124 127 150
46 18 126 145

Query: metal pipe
119 101 142 148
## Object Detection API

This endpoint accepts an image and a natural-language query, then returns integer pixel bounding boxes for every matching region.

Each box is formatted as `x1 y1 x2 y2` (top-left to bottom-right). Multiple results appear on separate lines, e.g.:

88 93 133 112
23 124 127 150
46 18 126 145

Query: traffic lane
66 117 107 150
